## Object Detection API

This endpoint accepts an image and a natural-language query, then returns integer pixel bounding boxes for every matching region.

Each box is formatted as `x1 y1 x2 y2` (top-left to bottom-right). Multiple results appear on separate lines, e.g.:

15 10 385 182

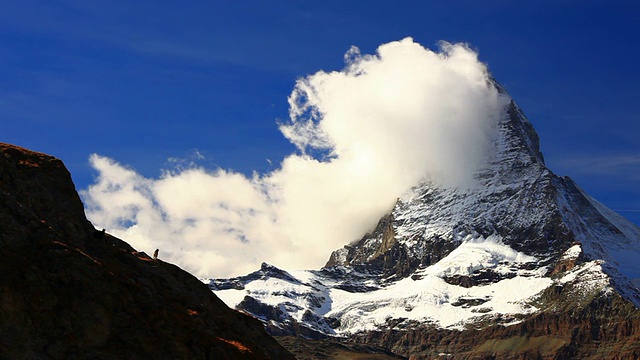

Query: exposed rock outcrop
0 143 294 360
277 336 407 360
351 290 640 359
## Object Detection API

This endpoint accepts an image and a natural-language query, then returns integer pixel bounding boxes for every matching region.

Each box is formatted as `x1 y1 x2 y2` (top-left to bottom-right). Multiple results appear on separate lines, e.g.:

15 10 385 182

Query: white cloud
81 38 503 277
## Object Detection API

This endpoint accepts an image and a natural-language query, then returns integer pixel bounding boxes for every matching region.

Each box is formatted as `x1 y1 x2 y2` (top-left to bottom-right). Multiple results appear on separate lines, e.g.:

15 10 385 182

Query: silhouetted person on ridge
93 228 106 239
153 248 159 260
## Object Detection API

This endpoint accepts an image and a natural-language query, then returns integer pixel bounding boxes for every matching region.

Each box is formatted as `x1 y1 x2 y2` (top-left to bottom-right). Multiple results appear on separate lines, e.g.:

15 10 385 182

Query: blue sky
2 0 640 227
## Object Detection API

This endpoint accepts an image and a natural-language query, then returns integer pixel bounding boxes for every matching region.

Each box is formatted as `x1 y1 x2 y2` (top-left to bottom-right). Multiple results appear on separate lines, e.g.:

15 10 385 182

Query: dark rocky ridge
276 336 407 360
0 143 294 360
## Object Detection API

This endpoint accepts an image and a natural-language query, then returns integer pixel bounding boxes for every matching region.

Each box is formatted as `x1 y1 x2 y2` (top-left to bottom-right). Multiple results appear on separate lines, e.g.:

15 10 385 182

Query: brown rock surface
0 143 294 360
350 292 640 359
276 336 406 360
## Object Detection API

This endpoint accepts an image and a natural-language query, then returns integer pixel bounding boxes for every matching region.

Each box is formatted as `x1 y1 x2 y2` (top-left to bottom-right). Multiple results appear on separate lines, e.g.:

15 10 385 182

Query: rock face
350 293 640 359
0 143 294 360
211 86 640 359
276 336 406 360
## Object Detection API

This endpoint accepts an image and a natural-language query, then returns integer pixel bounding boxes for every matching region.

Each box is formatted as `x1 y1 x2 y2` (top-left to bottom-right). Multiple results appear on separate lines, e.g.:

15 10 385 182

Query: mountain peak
211 88 640 358
506 99 545 164
0 142 94 248
323 92 561 277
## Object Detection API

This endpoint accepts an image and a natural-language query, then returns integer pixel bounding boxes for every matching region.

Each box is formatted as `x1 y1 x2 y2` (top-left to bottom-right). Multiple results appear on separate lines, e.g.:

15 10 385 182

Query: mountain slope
0 143 294 360
210 88 640 359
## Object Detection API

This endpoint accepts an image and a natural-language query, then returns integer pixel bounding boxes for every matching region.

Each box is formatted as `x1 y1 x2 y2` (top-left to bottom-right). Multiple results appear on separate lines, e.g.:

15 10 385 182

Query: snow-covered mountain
209 85 640 358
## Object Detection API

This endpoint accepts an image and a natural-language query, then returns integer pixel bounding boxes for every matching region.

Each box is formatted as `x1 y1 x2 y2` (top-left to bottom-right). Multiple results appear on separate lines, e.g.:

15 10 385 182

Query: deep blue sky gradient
2 1 640 225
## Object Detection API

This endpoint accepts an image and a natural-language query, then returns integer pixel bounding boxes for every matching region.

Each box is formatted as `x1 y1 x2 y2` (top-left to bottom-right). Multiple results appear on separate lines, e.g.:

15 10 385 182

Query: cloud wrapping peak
82 38 503 277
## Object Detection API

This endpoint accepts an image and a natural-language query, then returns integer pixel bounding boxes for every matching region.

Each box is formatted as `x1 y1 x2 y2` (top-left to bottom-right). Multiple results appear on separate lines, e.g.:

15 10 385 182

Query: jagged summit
211 87 640 359
324 94 640 295
324 99 556 276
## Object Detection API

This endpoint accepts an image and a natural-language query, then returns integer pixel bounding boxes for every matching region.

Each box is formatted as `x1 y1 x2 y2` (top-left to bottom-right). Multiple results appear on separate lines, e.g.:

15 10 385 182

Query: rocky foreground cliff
0 143 294 359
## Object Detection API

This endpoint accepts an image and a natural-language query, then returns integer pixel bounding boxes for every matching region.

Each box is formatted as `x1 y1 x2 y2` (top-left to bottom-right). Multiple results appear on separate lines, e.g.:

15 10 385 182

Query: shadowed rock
0 143 294 360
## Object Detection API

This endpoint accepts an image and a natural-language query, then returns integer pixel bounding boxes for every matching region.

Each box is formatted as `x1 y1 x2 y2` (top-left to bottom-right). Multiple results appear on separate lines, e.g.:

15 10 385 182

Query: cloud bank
82 38 503 277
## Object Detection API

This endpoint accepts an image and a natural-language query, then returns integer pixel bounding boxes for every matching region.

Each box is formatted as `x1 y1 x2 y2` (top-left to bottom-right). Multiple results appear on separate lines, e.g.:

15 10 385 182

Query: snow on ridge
325 238 551 332
560 244 581 261
387 101 554 260
582 191 640 281
558 260 608 287
417 234 539 278
555 179 640 304
213 239 554 334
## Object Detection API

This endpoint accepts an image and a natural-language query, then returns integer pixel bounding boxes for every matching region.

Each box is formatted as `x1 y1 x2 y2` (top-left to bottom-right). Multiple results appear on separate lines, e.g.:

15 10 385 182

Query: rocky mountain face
211 88 640 359
0 143 294 360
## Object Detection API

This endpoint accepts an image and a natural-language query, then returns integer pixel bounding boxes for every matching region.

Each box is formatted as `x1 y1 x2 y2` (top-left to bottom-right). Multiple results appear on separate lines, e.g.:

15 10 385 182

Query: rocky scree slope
211 91 640 359
0 143 294 360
